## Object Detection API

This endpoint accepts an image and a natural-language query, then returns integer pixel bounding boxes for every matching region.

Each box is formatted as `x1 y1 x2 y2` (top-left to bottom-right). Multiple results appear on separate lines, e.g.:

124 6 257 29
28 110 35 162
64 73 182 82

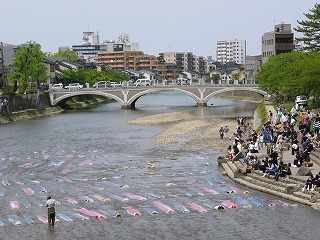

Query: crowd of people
224 105 320 192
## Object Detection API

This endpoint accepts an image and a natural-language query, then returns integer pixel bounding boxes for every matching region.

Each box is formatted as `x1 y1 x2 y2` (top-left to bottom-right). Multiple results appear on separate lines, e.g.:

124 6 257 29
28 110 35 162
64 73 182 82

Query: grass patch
257 102 267 133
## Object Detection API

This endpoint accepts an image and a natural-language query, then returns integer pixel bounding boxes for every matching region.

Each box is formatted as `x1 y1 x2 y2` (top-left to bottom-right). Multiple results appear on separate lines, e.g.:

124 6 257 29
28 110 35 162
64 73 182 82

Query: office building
261 23 294 63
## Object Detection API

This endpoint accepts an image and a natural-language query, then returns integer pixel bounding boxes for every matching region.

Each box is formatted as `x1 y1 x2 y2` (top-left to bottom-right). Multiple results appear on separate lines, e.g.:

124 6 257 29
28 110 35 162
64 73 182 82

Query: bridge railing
48 80 258 92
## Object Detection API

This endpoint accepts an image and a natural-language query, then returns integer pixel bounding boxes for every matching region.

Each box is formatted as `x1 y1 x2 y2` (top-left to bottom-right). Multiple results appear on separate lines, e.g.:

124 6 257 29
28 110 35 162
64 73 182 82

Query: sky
1 0 319 59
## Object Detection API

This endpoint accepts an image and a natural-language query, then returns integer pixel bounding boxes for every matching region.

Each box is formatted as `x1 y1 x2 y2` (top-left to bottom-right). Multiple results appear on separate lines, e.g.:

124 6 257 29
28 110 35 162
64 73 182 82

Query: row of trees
3 41 130 94
257 3 320 101
256 52 320 100
61 68 130 85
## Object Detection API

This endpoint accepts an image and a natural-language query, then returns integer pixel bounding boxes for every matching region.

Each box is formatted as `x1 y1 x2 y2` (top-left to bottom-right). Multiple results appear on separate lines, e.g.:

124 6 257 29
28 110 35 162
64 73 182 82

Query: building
216 40 246 64
96 50 179 80
261 23 294 63
70 32 100 61
163 52 194 71
162 52 213 76
100 34 139 52
244 55 262 84
0 42 19 66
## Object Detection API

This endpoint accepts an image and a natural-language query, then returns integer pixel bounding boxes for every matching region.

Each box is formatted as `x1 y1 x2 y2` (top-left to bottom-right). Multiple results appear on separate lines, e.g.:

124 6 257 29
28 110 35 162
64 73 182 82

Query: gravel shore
129 111 252 153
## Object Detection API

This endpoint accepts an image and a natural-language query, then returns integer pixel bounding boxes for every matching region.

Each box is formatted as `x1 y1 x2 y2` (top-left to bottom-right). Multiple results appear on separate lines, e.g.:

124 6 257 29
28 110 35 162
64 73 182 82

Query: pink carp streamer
203 187 220 195
153 201 175 214
10 201 20 210
188 203 207 213
22 188 34 196
124 193 147 201
222 200 238 209
122 206 141 216
75 208 106 219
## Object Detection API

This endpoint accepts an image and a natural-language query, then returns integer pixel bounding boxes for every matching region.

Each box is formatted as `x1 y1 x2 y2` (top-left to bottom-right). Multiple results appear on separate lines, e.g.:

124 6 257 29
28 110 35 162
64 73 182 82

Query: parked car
110 81 122 88
134 79 152 87
177 78 191 85
64 83 83 90
52 83 63 91
93 81 111 88
295 95 308 109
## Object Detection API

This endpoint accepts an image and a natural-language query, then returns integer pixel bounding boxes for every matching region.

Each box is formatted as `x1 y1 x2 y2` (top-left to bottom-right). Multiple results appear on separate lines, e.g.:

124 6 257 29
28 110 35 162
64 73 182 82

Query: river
0 91 319 240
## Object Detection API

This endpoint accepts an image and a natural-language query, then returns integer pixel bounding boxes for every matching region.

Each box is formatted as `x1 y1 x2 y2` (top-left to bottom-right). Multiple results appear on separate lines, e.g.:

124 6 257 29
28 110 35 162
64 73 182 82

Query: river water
0 92 319 240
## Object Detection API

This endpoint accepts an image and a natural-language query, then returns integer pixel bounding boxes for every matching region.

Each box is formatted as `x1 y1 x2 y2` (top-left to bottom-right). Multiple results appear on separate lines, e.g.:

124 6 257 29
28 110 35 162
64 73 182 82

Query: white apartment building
216 40 246 64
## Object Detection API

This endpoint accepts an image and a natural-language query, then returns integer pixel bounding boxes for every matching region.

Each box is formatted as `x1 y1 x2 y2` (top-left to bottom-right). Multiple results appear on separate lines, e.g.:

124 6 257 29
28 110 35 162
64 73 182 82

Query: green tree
61 68 130 85
294 3 320 52
53 49 80 61
256 52 320 100
157 53 165 63
8 41 47 94
232 73 240 80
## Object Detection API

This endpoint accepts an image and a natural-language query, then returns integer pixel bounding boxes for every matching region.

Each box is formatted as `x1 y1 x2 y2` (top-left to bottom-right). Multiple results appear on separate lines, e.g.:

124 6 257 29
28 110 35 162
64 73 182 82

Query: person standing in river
219 126 224 139
45 196 56 227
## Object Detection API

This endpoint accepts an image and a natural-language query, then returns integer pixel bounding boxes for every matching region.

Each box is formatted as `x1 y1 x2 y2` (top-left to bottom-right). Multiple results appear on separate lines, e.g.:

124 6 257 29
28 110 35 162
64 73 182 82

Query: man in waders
45 196 56 227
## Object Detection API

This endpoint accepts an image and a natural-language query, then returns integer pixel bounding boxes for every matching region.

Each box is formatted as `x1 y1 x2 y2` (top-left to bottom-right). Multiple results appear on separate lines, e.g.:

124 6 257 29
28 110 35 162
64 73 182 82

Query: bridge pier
121 102 136 109
121 104 133 109
197 102 207 107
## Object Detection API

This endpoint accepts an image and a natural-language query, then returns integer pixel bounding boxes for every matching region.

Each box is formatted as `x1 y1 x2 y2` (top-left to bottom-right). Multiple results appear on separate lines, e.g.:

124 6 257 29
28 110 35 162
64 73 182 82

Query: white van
134 79 152 87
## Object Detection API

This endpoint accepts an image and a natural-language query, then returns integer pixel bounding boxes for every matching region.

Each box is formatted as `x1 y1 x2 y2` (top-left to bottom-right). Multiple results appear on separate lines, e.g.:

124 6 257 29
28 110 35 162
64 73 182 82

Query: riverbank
0 107 63 124
129 111 241 152
0 96 109 124
129 102 320 209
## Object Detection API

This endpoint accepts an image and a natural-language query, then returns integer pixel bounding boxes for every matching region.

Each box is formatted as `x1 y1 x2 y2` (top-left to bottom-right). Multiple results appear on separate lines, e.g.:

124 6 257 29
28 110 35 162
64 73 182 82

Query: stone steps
249 171 297 188
243 175 286 192
220 161 313 206
309 150 320 166
220 159 318 205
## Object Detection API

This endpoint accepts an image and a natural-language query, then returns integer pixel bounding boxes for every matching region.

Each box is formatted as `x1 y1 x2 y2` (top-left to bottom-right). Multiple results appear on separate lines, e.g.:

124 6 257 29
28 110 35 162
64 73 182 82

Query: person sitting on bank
312 172 320 191
258 158 269 173
274 161 285 181
302 175 314 193
275 163 291 181
292 152 303 167
252 155 261 170
262 160 278 178
45 196 56 227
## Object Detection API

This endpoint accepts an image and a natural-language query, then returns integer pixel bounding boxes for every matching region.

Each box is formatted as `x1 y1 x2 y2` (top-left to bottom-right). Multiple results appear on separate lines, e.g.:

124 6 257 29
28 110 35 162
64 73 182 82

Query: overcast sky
1 0 318 58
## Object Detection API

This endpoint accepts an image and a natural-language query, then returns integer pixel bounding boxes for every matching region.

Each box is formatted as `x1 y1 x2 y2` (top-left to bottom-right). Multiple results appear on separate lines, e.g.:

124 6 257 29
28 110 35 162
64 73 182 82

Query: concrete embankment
0 107 63 124
219 104 320 210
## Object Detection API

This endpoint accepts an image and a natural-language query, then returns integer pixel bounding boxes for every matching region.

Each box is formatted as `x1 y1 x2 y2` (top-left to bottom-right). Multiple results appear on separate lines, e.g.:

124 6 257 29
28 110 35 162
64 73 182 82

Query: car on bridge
177 78 191 85
110 81 122 87
64 83 83 90
93 81 111 88
52 83 63 91
134 79 152 87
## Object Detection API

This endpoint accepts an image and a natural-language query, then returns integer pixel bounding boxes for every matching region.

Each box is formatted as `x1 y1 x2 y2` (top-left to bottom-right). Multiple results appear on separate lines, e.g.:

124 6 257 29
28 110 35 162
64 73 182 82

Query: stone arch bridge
49 85 268 109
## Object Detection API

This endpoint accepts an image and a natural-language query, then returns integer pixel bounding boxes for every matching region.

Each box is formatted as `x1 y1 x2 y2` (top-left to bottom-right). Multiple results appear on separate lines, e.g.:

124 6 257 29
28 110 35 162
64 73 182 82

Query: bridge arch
51 91 125 106
203 88 268 102
126 88 201 108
